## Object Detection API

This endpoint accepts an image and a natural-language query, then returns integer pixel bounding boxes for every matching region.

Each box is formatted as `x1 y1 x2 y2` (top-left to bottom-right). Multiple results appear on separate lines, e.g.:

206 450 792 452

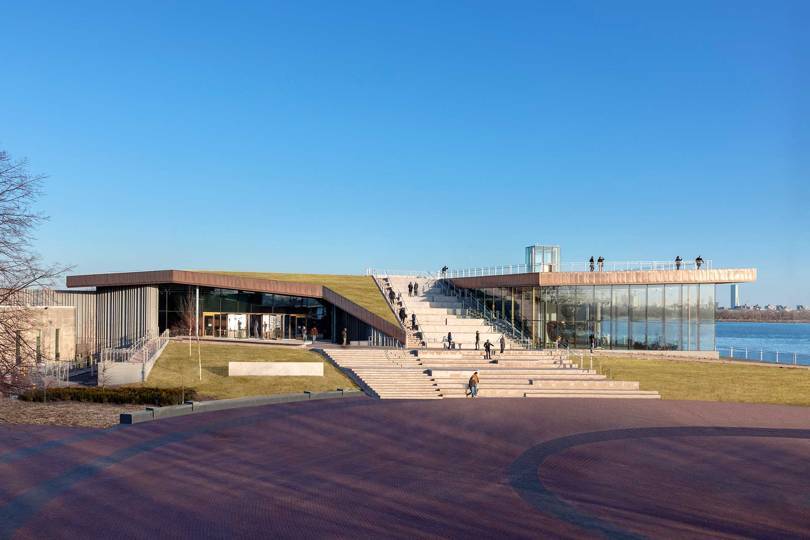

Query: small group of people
675 255 704 270
474 330 506 359
406 281 419 296
588 256 605 272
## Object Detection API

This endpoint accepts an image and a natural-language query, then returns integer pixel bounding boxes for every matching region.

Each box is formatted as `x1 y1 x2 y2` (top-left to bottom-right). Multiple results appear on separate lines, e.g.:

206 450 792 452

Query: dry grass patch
592 356 810 407
145 341 357 400
0 398 140 428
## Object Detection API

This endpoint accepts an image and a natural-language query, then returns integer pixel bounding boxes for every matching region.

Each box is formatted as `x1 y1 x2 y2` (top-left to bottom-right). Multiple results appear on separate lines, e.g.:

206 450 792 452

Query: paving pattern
1 398 809 539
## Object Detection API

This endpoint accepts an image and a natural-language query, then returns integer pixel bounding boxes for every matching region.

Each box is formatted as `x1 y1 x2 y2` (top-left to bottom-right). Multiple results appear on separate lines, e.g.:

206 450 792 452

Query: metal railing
368 329 403 348
100 330 170 363
716 346 810 366
445 260 714 278
437 279 536 349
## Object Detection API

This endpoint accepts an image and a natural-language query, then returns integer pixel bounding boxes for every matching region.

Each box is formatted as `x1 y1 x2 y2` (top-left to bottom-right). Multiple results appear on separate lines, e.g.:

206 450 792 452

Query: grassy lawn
200 271 397 325
144 342 357 400
588 356 810 407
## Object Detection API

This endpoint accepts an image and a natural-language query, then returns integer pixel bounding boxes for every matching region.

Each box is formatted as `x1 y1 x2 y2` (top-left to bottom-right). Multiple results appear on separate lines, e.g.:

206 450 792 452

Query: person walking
483 339 492 360
597 256 604 271
399 307 407 325
589 256 595 272
310 326 318 343
675 256 682 270
499 334 506 354
408 282 413 296
388 289 396 303
341 327 348 347
589 333 595 353
695 255 704 269
475 330 480 350
413 282 419 296
468 371 480 398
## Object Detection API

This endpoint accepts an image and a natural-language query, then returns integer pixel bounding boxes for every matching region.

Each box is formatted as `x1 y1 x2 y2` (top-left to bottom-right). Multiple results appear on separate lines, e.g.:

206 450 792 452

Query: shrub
18 387 197 406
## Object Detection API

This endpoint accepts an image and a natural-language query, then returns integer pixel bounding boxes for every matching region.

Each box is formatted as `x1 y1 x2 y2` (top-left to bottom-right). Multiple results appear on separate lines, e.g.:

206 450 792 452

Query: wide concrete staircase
321 347 659 400
385 276 519 349
420 349 660 399
320 348 442 399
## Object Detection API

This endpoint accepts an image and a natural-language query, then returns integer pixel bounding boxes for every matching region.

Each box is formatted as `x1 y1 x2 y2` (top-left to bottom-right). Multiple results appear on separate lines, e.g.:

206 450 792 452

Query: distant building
730 284 741 309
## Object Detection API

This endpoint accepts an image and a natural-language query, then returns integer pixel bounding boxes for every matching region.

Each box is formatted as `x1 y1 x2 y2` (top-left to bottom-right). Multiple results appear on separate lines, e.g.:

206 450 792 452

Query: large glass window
612 286 629 349
664 285 682 350
575 286 594 348
594 286 611 348
630 286 647 349
699 284 715 350
683 285 699 350
647 286 664 350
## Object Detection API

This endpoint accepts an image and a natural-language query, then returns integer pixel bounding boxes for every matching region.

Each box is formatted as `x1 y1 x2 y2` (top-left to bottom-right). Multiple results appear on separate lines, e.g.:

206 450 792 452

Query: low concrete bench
228 362 324 377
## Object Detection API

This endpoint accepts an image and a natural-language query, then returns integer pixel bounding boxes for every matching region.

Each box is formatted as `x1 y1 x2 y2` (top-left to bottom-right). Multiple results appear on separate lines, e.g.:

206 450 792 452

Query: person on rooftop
589 256 595 272
597 256 604 271
675 256 682 270
696 255 704 269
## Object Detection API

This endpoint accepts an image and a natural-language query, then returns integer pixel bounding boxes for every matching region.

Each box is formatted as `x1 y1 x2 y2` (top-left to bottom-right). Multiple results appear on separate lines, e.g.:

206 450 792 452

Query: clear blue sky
1 1 808 305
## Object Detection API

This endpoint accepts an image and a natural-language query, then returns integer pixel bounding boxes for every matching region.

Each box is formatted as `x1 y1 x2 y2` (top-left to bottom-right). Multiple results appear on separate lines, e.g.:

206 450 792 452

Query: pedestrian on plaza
447 331 453 349
597 256 604 271
411 313 417 329
468 371 480 398
499 334 506 354
695 255 704 269
301 326 308 342
675 256 682 270
408 282 413 296
475 330 480 350
389 289 396 303
589 256 595 272
399 307 407 325
484 339 492 360
589 333 595 353
341 327 348 347
413 282 419 296
310 327 318 343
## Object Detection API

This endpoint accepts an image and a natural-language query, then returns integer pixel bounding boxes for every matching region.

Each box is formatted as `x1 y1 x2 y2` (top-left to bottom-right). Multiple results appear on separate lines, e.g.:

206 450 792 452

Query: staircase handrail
439 279 538 349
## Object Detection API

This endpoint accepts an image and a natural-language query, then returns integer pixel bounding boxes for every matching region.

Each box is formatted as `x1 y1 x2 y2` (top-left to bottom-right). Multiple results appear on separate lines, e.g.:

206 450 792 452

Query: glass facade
457 284 716 351
157 285 381 344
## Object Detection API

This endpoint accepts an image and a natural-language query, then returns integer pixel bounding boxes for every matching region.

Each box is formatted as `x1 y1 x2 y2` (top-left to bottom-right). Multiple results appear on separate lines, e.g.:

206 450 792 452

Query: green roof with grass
196 271 397 325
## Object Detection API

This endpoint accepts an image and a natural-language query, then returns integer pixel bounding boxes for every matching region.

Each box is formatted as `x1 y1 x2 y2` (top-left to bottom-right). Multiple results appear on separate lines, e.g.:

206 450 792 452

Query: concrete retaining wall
228 362 324 376
120 389 364 424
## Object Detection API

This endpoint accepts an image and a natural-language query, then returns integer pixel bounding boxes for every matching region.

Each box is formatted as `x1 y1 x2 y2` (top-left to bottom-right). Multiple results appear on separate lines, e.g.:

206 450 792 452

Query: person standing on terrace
413 282 419 296
589 256 595 272
675 256 682 270
696 255 704 269
408 282 413 296
597 256 604 271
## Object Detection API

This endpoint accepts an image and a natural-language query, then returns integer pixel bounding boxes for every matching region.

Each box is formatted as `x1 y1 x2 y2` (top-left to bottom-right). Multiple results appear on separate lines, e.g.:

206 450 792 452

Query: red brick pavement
1 397 808 539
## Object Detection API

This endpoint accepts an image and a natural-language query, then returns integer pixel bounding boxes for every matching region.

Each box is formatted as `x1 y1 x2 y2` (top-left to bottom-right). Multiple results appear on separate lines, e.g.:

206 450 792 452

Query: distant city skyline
1 1 807 305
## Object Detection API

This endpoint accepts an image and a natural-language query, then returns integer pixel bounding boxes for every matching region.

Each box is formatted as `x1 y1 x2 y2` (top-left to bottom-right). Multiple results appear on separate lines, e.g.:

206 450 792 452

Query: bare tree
0 149 68 396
